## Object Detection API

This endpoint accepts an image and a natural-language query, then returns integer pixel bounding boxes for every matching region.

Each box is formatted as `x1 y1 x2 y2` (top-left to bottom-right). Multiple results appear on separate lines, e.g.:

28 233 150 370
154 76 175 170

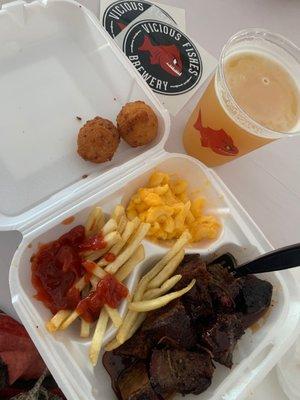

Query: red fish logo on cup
123 20 202 95
194 110 239 156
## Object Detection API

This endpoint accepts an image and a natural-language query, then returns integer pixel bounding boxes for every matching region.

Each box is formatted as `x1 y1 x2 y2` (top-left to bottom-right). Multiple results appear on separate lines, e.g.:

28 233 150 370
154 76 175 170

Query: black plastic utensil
210 243 300 277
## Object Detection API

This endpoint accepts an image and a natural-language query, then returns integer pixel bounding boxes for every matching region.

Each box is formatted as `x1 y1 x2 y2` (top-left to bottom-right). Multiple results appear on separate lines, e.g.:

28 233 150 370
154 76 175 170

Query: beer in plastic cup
183 29 300 167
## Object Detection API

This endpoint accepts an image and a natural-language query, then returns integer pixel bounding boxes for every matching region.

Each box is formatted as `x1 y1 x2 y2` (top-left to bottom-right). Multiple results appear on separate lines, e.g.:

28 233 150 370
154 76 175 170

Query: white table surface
1 0 299 398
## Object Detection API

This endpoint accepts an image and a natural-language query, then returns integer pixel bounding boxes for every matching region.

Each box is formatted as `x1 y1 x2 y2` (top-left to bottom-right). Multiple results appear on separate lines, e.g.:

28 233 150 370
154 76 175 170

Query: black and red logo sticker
102 0 175 38
123 20 202 95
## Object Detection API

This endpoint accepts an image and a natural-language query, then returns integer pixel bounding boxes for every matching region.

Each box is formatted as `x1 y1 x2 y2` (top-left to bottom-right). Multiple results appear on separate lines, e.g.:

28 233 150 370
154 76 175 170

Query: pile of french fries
105 230 195 353
46 205 195 367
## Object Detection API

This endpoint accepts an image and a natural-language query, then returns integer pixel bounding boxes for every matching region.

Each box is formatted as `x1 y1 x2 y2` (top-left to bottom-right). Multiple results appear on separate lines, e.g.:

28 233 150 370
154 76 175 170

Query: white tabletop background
0 0 299 398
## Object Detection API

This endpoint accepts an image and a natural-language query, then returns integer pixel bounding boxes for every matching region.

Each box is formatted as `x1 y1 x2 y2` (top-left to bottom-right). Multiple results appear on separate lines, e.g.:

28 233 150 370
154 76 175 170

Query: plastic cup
183 29 300 167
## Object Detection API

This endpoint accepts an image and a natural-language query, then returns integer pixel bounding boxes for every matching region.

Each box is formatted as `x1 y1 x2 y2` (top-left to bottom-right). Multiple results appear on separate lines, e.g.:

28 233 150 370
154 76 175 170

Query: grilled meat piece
142 299 197 349
117 361 159 400
200 314 244 368
102 352 136 398
207 264 241 313
113 331 152 360
174 255 214 321
236 275 273 328
150 349 214 395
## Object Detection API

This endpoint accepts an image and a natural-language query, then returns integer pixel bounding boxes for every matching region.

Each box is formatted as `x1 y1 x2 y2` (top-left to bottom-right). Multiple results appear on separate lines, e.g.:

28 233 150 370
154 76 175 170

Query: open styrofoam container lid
0 0 170 233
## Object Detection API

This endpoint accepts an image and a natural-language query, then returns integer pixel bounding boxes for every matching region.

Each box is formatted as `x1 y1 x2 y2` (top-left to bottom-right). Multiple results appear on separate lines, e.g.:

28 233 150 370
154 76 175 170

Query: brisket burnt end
207 264 241 313
150 348 214 395
102 351 136 398
174 255 213 321
117 361 159 400
113 330 152 360
236 275 273 329
142 299 197 349
200 314 244 368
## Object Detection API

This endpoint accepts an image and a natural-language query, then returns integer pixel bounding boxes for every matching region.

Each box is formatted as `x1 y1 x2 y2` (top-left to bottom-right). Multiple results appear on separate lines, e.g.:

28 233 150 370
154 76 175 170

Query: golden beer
183 29 300 167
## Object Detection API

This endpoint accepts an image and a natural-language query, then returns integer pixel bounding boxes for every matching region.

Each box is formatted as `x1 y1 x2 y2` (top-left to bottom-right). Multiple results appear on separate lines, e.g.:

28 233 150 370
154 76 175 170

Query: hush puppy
117 101 158 147
77 117 119 163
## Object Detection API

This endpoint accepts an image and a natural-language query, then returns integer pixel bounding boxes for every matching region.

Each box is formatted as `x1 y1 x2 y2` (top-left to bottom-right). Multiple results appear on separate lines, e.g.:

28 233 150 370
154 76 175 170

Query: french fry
105 338 121 352
136 231 190 292
102 219 118 236
47 273 91 332
95 208 105 232
82 260 106 280
85 231 121 261
80 319 91 338
147 248 185 289
75 275 89 291
115 312 146 347
116 255 150 344
128 312 146 338
105 223 150 274
143 274 182 300
90 274 100 289
98 218 140 267
117 215 127 234
105 305 122 328
89 308 109 366
80 285 91 338
116 310 138 344
112 205 125 223
128 279 196 312
46 310 71 332
85 207 102 236
60 310 80 330
115 245 145 282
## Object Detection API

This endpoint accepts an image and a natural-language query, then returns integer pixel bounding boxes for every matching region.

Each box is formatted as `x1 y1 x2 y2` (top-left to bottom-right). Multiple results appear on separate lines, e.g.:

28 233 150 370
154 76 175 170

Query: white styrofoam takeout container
0 0 299 399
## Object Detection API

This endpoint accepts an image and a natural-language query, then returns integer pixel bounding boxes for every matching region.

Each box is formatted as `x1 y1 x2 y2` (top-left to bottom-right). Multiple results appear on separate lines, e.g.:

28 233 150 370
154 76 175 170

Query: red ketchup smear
78 233 107 252
105 252 116 263
82 260 98 273
76 274 128 322
31 226 85 314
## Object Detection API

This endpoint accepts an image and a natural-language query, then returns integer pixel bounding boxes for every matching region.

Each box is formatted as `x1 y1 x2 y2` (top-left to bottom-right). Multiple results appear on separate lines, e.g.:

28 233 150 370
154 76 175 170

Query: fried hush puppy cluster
77 101 158 164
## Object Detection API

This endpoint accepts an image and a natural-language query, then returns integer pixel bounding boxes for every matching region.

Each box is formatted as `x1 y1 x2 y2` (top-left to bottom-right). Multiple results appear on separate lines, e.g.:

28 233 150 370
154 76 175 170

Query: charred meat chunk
175 254 211 286
142 299 197 349
117 361 159 400
200 314 244 368
236 275 273 328
174 255 213 321
150 349 214 395
207 264 241 313
102 352 136 397
113 331 152 360
181 283 213 322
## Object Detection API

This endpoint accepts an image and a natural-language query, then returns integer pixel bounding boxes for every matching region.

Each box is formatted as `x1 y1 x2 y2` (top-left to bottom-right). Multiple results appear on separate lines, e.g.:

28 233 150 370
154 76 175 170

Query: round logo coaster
123 20 203 95
103 0 175 38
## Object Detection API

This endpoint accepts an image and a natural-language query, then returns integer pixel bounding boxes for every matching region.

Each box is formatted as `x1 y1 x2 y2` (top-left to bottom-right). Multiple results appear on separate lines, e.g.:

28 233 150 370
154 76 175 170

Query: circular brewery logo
123 20 202 95
103 0 176 38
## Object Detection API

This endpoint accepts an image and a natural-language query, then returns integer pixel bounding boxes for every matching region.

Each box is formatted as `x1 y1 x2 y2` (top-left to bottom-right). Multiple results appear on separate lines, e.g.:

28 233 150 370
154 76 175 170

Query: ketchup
78 233 107 252
105 252 116 263
31 226 85 314
76 274 128 322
